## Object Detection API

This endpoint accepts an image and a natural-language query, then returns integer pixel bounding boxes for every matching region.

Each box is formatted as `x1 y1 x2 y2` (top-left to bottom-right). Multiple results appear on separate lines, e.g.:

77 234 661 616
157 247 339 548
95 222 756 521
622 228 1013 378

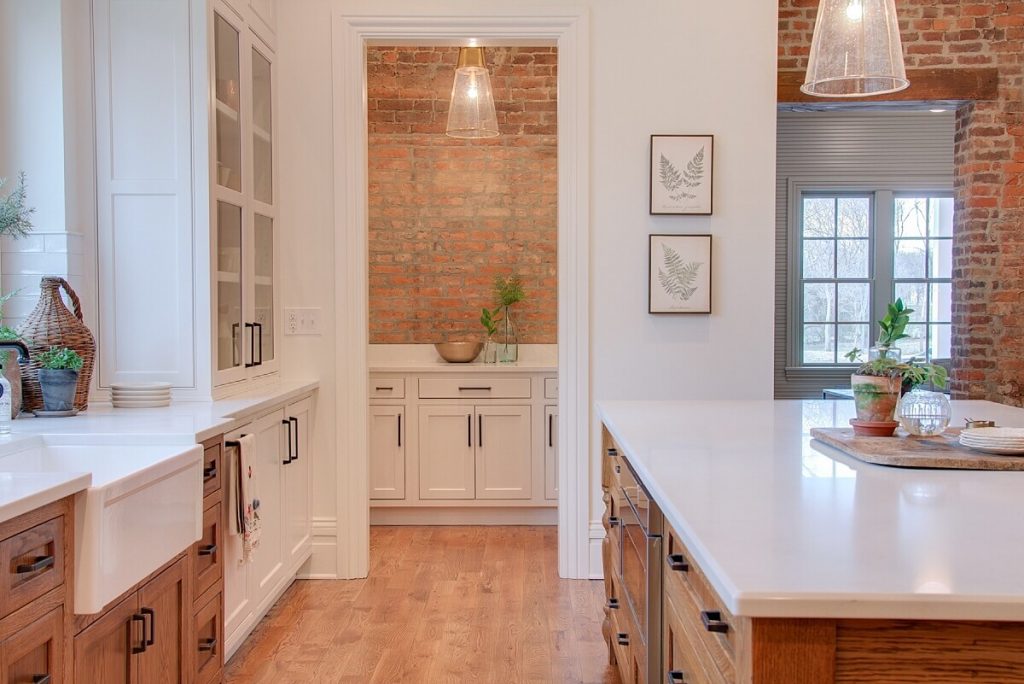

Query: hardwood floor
225 526 619 683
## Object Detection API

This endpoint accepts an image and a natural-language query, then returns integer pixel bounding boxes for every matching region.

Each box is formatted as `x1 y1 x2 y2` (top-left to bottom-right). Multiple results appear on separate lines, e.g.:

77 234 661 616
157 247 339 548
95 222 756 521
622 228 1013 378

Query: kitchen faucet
0 340 30 363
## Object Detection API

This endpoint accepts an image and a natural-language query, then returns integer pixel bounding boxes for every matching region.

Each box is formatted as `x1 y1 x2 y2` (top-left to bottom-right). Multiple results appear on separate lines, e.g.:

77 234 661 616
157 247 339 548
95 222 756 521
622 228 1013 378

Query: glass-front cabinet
212 3 278 387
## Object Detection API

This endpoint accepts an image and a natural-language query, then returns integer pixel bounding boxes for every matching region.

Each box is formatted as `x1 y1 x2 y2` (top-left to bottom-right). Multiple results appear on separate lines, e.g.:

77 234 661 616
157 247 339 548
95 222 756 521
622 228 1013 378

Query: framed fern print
650 135 714 215
649 234 712 314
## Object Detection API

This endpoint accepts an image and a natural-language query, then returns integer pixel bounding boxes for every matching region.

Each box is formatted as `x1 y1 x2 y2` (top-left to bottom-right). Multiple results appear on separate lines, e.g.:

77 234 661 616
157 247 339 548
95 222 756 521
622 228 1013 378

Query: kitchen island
598 399 1024 683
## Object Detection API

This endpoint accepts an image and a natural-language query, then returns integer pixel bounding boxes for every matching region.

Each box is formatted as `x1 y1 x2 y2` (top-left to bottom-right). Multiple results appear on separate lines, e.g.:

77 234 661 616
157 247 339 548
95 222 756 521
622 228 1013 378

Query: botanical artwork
650 135 714 215
649 234 712 314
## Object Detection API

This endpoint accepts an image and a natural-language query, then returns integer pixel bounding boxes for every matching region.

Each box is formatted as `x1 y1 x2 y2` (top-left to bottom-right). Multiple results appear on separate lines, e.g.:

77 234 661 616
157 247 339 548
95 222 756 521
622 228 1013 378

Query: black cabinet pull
616 632 629 646
607 448 618 458
141 607 156 646
614 464 621 474
667 671 686 684
131 614 147 654
667 553 690 573
244 323 256 368
548 414 553 448
254 322 264 366
375 386 392 392
198 544 217 557
16 555 54 574
700 610 729 634
608 516 619 526
290 416 299 460
282 419 294 464
198 637 218 653
33 675 51 684
467 414 472 447
397 413 402 448
459 386 492 391
203 463 217 481
231 322 240 367
607 597 620 610
478 414 483 447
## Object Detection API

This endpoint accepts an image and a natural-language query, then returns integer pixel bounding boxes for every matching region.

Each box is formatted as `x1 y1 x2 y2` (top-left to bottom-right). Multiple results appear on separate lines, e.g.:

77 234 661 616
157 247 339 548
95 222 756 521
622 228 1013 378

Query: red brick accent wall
779 0 1024 404
366 46 557 344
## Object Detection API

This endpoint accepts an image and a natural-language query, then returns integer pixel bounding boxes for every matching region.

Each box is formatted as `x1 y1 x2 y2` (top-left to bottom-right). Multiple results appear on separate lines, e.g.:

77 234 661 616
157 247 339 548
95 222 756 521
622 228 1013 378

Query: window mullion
873 191 895 340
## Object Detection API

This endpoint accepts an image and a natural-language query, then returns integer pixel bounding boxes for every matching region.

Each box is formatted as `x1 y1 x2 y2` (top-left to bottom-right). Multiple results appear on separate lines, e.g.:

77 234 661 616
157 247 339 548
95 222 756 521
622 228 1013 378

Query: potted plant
871 298 913 361
480 275 525 364
36 346 83 413
844 349 948 436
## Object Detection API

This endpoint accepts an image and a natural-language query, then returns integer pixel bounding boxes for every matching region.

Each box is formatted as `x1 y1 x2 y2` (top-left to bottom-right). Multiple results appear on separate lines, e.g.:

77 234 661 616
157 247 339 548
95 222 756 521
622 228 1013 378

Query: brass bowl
434 342 483 363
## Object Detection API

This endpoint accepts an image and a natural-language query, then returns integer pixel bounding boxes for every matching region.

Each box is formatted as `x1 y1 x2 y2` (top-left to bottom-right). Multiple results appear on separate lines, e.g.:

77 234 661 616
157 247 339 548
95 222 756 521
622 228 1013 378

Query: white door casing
332 9 591 579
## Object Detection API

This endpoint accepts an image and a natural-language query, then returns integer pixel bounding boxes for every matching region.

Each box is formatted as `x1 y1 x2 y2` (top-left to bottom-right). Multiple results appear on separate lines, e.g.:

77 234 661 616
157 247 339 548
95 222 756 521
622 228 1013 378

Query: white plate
111 392 171 399
962 427 1024 440
112 400 171 408
961 444 1024 456
960 437 1024 447
110 382 172 391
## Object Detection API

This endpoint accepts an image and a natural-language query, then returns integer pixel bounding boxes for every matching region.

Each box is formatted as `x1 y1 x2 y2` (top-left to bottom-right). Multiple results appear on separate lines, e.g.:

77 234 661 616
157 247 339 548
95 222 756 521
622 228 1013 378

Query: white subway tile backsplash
2 251 70 275
1 235 44 253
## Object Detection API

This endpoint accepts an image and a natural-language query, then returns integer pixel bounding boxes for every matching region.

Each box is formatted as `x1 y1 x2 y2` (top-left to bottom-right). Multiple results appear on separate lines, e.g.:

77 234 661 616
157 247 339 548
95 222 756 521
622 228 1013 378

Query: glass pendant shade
445 47 499 139
802 0 909 97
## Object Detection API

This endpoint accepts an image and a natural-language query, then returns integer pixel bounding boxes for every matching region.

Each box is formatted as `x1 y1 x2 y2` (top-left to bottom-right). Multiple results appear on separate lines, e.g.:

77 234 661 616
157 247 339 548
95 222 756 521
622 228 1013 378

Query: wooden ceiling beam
777 68 999 104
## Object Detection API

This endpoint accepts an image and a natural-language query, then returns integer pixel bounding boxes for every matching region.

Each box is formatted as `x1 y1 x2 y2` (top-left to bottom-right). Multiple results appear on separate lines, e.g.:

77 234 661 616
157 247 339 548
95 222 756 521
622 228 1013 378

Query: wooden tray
809 427 1024 471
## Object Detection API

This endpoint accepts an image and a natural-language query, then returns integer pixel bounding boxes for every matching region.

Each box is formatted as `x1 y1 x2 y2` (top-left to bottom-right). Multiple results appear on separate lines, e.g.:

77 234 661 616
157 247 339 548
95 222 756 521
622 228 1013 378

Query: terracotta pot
851 374 902 423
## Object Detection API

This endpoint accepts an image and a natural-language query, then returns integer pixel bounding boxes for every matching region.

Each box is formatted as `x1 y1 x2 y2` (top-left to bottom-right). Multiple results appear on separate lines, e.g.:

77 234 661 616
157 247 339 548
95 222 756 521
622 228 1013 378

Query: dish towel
228 434 261 563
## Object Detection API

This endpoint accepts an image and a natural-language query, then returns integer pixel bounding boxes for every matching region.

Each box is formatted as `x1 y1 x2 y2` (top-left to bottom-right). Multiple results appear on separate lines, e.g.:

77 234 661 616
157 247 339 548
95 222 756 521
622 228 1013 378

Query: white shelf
254 275 273 287
216 98 240 122
217 271 241 284
253 124 271 143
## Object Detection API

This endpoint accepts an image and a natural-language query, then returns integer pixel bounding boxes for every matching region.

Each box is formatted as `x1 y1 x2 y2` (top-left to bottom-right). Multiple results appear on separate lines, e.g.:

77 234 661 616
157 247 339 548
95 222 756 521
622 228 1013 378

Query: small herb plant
480 275 526 338
480 308 499 337
37 346 84 372
844 350 948 390
0 173 34 240
876 298 913 350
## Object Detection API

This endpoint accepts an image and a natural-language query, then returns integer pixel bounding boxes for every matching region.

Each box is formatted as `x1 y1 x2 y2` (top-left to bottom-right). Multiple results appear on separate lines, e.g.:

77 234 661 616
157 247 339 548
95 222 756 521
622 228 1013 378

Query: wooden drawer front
2 606 64 684
610 596 642 684
665 525 737 681
370 378 405 399
0 517 64 618
194 591 224 684
202 443 222 497
544 377 558 399
607 496 623 580
193 501 223 600
418 377 531 399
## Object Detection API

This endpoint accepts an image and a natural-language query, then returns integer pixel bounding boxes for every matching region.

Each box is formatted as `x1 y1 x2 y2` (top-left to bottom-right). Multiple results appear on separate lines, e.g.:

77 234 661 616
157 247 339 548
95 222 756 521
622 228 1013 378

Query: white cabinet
212 2 280 389
369 406 405 500
247 409 286 599
283 397 313 570
475 406 532 500
545 405 558 501
418 406 475 500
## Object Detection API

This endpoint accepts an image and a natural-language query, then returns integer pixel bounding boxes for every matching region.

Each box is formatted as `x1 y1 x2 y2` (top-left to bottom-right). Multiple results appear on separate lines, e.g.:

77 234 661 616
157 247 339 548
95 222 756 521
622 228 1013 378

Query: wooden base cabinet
74 557 190 684
3 607 64 684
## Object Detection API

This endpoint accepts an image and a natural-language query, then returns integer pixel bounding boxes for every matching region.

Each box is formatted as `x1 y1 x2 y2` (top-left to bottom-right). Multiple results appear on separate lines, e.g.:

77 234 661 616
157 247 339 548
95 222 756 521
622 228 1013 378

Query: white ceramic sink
0 438 202 613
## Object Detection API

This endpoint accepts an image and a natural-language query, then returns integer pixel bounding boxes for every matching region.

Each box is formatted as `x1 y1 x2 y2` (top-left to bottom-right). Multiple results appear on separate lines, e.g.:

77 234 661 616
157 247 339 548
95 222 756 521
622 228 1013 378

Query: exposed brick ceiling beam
777 67 999 103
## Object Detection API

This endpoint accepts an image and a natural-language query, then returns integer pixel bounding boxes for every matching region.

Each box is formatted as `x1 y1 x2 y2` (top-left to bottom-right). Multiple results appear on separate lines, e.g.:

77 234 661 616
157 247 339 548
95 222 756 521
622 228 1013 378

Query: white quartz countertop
369 343 556 373
597 399 1024 621
0 464 91 525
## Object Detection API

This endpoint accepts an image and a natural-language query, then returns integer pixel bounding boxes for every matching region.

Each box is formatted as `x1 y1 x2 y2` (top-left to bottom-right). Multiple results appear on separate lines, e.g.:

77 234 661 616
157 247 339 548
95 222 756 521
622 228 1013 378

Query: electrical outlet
284 308 322 336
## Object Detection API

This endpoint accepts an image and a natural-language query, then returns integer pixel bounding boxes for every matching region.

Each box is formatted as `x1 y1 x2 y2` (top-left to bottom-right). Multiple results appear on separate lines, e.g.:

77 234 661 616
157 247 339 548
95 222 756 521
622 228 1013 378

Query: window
795 190 953 366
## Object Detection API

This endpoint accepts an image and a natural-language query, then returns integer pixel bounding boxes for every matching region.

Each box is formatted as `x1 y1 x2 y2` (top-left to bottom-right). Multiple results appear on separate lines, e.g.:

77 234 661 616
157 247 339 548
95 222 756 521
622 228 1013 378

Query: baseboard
589 519 605 580
370 506 558 526
302 519 339 579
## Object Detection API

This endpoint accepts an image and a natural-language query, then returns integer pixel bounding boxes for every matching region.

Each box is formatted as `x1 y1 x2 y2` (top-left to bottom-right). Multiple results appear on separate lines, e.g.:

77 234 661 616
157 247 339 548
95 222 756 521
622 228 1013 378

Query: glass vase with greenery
480 275 525 364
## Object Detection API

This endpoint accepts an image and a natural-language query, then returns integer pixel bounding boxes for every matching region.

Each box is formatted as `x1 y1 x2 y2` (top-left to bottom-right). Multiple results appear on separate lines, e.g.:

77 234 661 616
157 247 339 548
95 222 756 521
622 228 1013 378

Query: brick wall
367 46 557 344
779 0 1024 404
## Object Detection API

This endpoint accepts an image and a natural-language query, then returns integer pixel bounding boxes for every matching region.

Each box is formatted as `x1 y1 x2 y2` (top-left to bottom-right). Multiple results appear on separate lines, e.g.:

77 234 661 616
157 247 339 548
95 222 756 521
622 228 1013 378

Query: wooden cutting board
809 427 1024 471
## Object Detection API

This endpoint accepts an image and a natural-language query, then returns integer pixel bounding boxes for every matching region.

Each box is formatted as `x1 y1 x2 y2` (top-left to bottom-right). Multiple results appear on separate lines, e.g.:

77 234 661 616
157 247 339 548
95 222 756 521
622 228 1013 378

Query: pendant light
445 47 500 139
802 0 909 97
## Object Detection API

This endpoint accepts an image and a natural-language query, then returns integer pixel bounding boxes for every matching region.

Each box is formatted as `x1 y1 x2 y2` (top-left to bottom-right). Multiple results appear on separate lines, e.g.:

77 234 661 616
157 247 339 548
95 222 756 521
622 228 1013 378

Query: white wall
276 0 778 576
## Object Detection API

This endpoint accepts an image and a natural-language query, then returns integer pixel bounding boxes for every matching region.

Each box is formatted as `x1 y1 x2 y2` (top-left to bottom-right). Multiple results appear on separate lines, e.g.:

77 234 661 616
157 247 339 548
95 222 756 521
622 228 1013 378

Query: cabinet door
223 432 249 643
137 557 188 684
193 591 224 684
475 405 532 500
74 593 139 684
2 607 64 684
418 406 475 500
544 405 558 501
369 405 405 500
283 397 313 571
193 500 224 602
214 200 246 385
249 409 286 601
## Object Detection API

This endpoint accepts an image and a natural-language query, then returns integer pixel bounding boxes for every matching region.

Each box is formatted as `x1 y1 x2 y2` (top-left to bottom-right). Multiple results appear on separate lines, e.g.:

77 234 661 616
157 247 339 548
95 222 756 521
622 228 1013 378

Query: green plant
494 275 525 308
480 307 499 337
0 173 34 240
37 346 83 371
847 352 947 390
876 298 914 349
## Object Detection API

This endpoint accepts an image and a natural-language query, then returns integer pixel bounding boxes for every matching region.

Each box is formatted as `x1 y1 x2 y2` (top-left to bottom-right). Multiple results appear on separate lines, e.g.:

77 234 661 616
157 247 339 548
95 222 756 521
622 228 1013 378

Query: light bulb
846 0 863 21
468 85 478 99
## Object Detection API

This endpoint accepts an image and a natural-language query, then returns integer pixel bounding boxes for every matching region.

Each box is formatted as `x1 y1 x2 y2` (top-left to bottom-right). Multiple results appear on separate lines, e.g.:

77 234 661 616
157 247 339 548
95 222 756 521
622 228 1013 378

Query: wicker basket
18 278 96 412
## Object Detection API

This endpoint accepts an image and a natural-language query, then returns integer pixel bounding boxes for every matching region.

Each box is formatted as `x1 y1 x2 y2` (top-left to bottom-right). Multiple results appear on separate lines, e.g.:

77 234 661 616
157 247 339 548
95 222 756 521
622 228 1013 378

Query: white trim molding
332 8 591 579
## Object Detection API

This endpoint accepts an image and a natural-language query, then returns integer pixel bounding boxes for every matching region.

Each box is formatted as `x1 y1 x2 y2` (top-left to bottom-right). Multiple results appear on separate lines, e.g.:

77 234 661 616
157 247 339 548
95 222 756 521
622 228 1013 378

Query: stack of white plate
111 382 172 408
959 427 1024 455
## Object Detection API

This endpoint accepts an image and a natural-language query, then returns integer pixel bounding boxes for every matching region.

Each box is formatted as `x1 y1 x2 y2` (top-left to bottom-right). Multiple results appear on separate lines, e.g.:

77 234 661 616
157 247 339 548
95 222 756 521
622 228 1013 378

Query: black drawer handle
16 555 54 574
131 614 147 654
667 553 690 573
607 448 618 457
198 637 218 653
459 386 492 391
375 386 393 391
607 597 620 610
32 675 51 684
616 632 629 646
282 419 294 464
141 607 155 646
203 463 217 481
667 671 686 684
607 516 619 526
701 610 729 634
198 544 217 557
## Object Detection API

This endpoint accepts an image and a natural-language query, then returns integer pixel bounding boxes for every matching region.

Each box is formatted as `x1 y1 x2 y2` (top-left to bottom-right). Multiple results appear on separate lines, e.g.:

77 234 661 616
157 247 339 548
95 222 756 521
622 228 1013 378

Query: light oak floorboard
226 526 619 684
